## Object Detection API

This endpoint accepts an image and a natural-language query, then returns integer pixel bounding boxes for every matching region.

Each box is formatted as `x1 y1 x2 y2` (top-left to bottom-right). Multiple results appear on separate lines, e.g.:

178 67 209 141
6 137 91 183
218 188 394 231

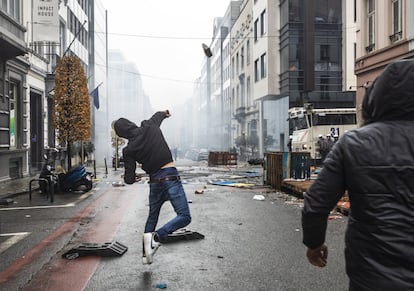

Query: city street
0 160 348 291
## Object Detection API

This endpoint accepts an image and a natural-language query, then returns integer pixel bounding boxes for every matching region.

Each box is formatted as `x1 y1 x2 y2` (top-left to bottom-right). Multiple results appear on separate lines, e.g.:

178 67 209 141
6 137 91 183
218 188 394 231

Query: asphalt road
0 161 349 291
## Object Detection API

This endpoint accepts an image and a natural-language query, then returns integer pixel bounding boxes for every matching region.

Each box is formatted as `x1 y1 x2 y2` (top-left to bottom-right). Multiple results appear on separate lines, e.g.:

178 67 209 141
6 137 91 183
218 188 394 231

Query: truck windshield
289 116 308 131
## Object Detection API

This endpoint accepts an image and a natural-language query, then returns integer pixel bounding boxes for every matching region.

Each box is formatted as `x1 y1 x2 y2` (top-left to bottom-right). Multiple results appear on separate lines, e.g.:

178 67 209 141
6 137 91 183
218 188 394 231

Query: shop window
9 82 17 149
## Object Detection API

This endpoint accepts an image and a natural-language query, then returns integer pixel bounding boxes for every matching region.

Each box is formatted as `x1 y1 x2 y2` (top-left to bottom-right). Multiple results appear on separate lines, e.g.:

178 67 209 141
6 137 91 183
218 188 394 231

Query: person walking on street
113 110 191 264
301 60 414 290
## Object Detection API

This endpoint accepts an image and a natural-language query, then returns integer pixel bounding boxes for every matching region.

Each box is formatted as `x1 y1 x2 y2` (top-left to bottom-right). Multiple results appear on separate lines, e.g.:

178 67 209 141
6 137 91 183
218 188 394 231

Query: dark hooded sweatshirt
302 60 414 290
113 111 173 184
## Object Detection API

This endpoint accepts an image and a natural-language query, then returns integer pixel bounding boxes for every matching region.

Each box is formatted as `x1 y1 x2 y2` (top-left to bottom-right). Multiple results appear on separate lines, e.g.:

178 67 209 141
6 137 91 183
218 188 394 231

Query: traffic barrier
208 152 237 166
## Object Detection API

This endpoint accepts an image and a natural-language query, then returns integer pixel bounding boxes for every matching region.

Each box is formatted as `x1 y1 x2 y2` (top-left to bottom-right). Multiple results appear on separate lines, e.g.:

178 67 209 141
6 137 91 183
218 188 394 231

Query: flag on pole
89 83 103 109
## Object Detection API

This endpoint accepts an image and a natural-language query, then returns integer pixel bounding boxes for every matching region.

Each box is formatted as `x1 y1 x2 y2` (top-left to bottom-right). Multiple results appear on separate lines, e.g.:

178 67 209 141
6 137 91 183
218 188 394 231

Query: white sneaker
142 240 149 265
143 232 160 264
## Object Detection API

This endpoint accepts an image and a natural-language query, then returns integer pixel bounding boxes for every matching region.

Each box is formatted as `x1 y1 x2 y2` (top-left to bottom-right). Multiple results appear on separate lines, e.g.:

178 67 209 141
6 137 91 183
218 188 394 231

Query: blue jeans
144 170 191 241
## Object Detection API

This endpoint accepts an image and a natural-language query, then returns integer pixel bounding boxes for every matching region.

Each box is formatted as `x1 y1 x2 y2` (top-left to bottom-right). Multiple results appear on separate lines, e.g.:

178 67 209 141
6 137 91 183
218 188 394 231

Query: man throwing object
113 110 191 264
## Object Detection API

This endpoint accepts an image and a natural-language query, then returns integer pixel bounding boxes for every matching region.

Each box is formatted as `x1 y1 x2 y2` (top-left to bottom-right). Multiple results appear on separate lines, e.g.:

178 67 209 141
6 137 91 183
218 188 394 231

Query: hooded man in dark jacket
302 60 414 290
113 111 191 264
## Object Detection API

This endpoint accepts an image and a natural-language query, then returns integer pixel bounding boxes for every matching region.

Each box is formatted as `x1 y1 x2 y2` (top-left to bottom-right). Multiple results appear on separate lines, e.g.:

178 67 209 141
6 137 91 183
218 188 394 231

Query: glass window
289 0 303 23
241 46 244 69
260 10 266 36
246 76 251 105
320 45 330 61
260 53 267 79
313 113 356 126
254 19 259 42
289 116 308 131
391 0 402 41
0 0 21 21
367 0 375 50
246 40 250 65
315 0 341 23
9 82 17 149
236 52 239 75
232 57 235 78
254 59 259 82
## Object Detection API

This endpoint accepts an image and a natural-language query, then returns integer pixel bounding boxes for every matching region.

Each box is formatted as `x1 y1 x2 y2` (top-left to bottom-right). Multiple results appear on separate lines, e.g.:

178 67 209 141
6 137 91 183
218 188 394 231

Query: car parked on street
197 149 209 161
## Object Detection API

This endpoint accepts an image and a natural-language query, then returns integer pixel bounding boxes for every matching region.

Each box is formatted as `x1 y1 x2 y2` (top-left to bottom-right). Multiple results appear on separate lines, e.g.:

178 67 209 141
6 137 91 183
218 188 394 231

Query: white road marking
0 232 30 254
0 191 95 211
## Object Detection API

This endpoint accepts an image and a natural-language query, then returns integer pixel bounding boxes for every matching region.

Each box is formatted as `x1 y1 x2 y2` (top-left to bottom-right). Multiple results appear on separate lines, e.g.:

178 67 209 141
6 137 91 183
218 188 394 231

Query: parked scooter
39 149 93 193
57 164 93 192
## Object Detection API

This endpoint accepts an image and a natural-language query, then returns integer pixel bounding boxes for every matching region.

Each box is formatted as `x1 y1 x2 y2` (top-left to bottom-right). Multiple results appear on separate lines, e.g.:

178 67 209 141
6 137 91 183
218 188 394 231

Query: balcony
389 31 402 43
0 11 27 59
365 43 375 53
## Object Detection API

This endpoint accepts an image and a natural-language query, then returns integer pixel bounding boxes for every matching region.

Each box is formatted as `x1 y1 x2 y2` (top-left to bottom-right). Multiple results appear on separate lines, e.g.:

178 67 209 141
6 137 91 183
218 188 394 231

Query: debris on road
155 283 167 289
62 241 128 259
164 229 205 243
209 181 256 188
253 194 265 201
112 181 125 187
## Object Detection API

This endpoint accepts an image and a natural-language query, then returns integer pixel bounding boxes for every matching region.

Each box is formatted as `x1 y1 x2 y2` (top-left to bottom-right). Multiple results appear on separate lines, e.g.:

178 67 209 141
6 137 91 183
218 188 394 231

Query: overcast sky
100 0 231 111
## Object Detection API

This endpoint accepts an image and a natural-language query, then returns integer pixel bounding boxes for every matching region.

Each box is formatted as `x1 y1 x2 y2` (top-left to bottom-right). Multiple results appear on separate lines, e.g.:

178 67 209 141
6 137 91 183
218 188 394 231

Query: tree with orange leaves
54 55 91 169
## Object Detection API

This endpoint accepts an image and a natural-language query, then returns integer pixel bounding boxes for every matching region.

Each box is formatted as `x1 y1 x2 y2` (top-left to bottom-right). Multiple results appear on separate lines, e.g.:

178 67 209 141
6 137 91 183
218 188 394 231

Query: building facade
201 1 243 152
0 0 29 181
0 0 111 182
354 0 414 124
88 0 109 166
199 0 357 158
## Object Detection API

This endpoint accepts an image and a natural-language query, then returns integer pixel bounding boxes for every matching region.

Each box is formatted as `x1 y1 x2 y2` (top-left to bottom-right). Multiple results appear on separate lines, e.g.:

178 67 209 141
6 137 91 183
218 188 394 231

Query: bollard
29 178 50 200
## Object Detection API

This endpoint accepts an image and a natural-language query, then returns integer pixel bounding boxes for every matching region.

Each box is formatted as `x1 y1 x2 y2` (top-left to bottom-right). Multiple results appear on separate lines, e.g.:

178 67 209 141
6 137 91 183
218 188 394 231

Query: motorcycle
39 149 93 193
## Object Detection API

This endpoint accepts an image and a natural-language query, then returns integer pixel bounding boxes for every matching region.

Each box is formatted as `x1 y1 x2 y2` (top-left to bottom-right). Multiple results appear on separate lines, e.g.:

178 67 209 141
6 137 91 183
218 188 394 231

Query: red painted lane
0 186 141 291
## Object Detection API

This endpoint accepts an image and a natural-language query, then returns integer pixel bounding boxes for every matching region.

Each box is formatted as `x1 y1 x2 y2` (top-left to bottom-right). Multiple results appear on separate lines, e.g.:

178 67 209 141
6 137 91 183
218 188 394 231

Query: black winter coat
302 60 414 290
113 112 173 183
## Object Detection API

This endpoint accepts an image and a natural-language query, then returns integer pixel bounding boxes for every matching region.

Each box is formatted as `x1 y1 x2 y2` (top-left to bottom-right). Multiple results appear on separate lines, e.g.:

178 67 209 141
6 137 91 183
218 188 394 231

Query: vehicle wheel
80 177 93 192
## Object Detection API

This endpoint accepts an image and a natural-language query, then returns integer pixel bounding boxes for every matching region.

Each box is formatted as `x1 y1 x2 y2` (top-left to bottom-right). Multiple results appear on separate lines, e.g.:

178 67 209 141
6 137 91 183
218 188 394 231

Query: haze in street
101 0 230 110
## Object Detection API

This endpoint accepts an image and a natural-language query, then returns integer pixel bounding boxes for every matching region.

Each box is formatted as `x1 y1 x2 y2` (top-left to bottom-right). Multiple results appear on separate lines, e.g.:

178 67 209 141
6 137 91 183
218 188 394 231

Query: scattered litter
253 194 265 201
112 181 125 187
295 228 300 232
210 181 256 188
242 171 261 178
188 200 193 203
195 189 204 194
217 255 224 259
25 215 31 218
155 283 167 289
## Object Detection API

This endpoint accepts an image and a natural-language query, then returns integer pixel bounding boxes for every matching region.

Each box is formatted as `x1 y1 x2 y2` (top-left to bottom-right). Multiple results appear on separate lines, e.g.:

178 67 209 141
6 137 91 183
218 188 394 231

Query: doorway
30 91 43 171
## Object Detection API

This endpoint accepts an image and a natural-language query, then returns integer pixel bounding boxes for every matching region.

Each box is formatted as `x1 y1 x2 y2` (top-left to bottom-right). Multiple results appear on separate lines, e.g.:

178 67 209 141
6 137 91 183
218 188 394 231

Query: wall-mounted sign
32 0 59 42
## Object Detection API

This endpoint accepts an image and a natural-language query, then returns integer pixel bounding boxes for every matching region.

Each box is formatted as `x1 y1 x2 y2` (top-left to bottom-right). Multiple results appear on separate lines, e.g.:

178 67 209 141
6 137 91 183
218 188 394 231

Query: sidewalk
0 175 37 202
0 166 109 203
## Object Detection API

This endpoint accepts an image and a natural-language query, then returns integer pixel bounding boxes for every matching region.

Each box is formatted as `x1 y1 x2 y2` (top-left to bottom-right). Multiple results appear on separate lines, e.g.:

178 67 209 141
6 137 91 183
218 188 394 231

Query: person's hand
306 244 328 268
165 110 171 117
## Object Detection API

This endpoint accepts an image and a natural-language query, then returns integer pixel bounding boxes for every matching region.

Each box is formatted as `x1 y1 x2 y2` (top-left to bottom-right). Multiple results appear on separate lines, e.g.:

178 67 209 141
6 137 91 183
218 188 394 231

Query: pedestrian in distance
301 60 414 290
113 110 192 264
